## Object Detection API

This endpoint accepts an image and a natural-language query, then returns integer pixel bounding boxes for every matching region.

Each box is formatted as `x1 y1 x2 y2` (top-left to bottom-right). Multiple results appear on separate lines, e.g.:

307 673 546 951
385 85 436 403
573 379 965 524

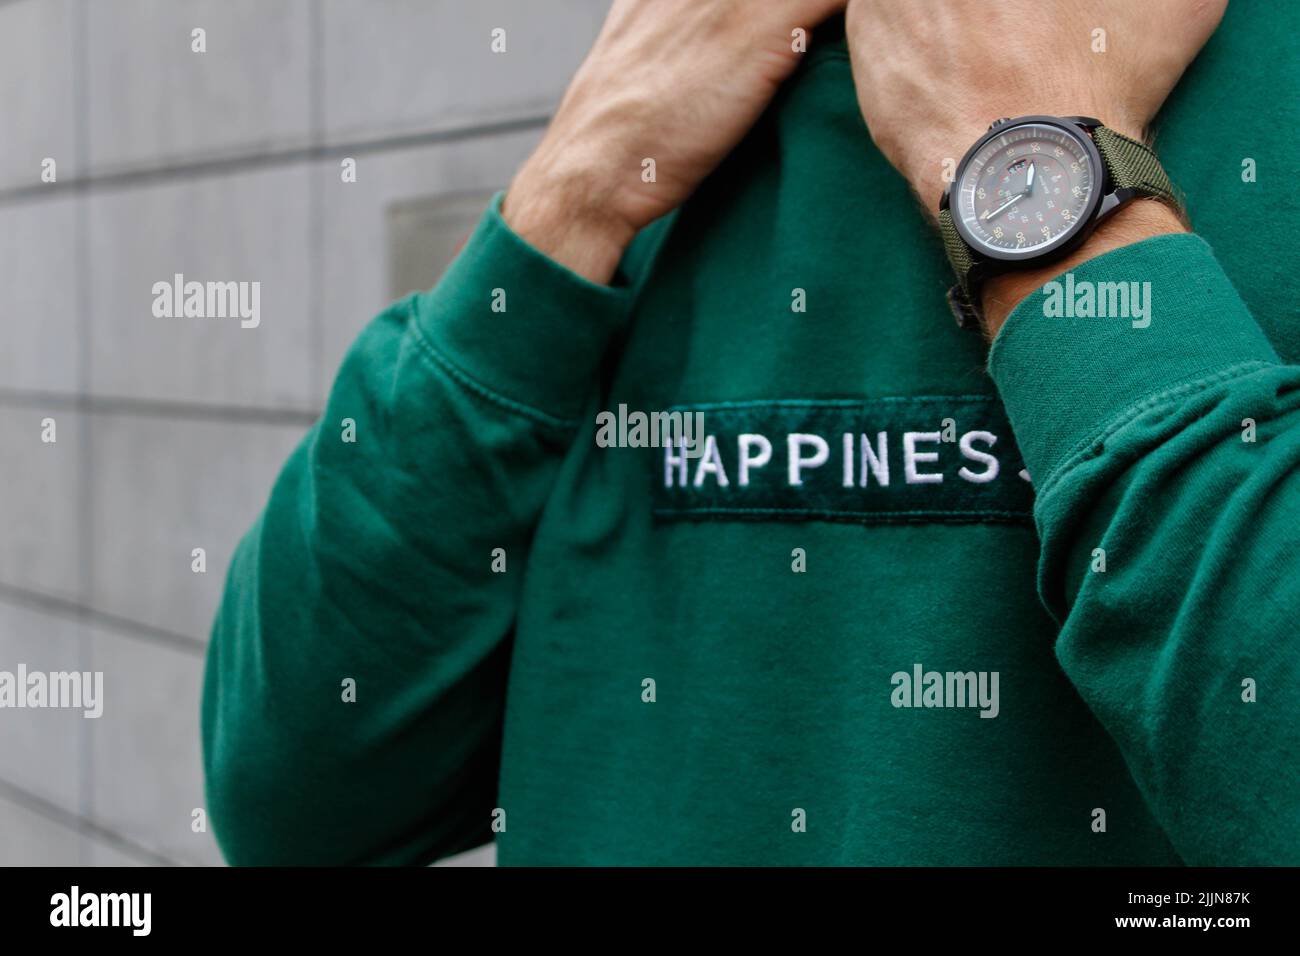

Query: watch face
951 119 1102 262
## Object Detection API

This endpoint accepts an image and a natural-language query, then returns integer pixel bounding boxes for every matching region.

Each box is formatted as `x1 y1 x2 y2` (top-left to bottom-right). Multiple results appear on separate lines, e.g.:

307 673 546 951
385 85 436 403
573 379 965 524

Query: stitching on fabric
1035 360 1274 501
666 395 999 412
653 506 1032 524
405 314 578 431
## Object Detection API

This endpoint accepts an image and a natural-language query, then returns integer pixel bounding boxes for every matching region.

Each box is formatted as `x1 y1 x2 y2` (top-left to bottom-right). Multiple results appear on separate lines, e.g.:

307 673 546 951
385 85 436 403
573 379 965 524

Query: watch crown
988 117 1013 131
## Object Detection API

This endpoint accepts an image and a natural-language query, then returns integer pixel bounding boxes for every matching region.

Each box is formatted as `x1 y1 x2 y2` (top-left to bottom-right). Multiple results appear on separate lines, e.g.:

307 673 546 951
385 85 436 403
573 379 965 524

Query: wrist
902 120 990 213
502 151 637 286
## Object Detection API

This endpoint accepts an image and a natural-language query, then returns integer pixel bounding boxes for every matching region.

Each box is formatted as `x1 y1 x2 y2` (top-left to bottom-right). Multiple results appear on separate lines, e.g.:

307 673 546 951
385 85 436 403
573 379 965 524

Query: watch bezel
944 115 1107 265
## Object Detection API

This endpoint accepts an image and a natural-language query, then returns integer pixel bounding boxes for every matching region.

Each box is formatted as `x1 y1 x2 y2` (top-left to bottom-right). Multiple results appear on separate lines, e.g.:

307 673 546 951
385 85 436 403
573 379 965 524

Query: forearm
1038 363 1300 864
986 233 1298 862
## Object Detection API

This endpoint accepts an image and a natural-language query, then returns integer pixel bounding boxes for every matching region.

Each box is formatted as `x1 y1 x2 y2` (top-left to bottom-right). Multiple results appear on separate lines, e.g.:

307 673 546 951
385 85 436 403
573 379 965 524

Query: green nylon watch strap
938 206 976 282
1091 125 1178 206
937 206 983 329
938 123 1182 330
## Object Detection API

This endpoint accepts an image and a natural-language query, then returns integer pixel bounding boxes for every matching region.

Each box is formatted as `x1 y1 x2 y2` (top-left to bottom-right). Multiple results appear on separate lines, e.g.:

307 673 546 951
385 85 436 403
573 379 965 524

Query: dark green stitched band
650 397 1034 525
938 122 1183 330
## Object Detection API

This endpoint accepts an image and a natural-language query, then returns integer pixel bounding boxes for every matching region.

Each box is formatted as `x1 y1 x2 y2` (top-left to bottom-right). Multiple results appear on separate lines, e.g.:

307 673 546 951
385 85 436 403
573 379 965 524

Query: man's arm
985 232 1300 863
202 0 847 864
202 197 638 864
847 0 1300 862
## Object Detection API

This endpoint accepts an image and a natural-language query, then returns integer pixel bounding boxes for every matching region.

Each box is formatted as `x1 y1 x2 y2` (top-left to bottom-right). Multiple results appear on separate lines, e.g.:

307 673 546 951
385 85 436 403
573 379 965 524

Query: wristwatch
937 115 1181 330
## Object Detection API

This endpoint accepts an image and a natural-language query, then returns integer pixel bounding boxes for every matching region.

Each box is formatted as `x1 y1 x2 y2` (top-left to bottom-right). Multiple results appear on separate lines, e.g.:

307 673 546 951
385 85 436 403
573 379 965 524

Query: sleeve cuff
414 191 633 425
988 232 1278 487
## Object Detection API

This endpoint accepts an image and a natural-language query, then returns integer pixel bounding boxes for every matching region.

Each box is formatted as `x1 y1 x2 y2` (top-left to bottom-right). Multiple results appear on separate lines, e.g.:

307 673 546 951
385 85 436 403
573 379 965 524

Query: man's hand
844 0 1226 333
845 0 1226 209
503 0 846 284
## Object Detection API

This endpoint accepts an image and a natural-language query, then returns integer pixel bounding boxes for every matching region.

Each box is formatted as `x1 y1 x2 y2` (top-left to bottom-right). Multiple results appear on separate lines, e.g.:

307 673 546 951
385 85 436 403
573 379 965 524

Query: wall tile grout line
0 114 551 207
72 0 95 867
0 388 323 426
307 0 325 405
0 777 181 867
0 582 208 657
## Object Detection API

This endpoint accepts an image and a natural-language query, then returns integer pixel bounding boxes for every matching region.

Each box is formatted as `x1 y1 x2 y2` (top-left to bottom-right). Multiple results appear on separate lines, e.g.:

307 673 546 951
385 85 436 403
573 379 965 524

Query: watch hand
1026 162 1035 193
981 192 1025 221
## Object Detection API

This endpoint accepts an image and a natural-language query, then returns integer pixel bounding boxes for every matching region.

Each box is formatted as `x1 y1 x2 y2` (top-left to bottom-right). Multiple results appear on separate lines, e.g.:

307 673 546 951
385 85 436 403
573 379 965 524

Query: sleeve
988 232 1300 864
201 193 634 865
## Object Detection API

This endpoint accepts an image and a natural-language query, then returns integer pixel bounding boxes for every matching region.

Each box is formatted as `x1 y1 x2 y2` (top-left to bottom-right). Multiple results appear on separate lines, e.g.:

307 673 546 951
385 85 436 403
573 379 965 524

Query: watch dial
955 122 1096 257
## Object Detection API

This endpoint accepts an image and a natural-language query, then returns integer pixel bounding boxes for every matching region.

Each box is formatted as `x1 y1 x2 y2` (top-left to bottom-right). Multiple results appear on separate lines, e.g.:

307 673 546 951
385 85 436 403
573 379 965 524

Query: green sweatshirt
202 6 1300 866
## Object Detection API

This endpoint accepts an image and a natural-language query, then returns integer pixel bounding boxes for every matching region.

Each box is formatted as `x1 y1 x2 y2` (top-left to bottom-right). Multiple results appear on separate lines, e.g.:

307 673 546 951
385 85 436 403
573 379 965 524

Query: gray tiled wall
87 167 316 409
85 0 315 175
0 408 83 601
0 0 610 866
0 0 78 191
319 0 603 145
0 196 80 391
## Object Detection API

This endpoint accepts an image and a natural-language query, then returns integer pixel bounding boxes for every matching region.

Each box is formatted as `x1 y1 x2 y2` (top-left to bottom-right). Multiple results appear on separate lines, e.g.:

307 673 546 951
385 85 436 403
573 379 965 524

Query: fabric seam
405 313 579 431
1034 360 1273 502
653 506 1032 523
667 395 999 412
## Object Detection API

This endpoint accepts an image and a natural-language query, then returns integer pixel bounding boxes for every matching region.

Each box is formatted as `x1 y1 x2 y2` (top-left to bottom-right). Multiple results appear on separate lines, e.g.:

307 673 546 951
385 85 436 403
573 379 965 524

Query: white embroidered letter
738 434 772 487
664 441 688 488
957 430 999 483
859 431 890 487
692 434 729 488
903 432 943 484
787 434 829 487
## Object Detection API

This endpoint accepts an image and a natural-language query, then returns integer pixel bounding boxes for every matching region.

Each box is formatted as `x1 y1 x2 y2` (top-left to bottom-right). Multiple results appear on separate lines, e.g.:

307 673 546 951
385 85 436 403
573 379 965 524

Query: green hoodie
202 6 1300 866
